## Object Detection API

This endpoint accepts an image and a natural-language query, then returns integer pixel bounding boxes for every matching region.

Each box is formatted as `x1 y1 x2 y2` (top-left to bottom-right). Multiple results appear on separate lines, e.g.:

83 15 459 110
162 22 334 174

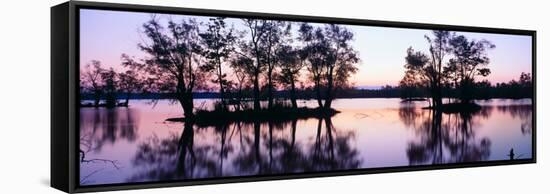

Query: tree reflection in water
129 121 218 181
496 104 532 135
128 117 361 182
80 108 139 151
399 104 491 165
79 108 139 184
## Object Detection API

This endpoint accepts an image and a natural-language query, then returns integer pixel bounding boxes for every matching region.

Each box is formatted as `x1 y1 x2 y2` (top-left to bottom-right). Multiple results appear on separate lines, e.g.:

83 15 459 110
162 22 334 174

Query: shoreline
166 107 340 127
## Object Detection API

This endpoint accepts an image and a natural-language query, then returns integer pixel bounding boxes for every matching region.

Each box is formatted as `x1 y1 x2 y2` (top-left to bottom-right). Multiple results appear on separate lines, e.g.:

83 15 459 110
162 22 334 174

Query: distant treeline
81 74 533 101
397 72 533 100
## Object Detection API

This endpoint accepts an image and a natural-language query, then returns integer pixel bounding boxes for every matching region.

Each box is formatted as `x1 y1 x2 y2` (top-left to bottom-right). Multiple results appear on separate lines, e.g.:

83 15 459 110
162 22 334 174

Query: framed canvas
51 1 536 193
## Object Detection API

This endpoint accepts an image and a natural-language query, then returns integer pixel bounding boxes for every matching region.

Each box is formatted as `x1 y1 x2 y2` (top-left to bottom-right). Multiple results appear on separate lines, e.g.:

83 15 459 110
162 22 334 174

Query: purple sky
80 9 532 88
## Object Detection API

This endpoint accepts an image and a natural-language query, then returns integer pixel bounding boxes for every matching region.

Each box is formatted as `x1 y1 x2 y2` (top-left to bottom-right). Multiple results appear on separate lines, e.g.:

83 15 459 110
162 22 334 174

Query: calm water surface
79 98 532 185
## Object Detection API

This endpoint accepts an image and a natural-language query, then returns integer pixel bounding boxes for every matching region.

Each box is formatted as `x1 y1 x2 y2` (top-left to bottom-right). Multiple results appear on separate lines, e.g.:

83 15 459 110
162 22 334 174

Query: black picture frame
51 1 536 193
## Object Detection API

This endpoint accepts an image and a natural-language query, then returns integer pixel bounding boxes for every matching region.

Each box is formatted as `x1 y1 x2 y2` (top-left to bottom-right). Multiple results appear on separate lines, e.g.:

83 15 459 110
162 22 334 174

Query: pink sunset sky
79 9 532 89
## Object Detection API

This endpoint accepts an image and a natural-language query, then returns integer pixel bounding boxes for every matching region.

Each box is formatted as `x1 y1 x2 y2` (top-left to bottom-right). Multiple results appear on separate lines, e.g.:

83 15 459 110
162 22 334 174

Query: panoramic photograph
78 9 533 186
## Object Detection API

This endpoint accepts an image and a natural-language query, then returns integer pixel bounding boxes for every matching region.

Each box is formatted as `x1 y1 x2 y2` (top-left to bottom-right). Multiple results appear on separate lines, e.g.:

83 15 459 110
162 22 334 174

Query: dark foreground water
79 98 532 185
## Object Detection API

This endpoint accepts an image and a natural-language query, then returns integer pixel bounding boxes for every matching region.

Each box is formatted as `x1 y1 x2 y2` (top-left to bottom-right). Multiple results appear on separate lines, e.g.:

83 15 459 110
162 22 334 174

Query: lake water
79 98 533 186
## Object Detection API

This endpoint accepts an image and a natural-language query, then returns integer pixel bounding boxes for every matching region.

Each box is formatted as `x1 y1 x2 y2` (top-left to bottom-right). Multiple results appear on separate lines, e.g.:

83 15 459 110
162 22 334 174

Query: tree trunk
219 80 226 108
434 84 443 108
124 95 130 107
93 90 101 107
178 92 194 119
324 96 333 109
315 79 323 108
324 67 334 109
430 81 442 108
459 79 472 104
105 94 116 109
183 92 194 118
217 59 226 109
236 84 243 111
433 94 442 108
94 96 100 107
253 71 261 111
253 40 262 112
176 76 194 118
267 67 274 109
290 78 297 109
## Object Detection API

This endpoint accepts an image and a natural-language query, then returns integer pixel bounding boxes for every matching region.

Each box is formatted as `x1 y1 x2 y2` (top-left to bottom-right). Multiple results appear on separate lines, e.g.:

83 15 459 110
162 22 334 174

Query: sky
80 9 532 89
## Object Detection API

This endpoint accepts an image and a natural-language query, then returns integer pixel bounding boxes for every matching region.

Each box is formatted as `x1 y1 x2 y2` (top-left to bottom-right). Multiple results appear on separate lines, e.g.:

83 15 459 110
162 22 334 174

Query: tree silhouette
518 72 533 99
81 60 105 106
200 17 238 109
275 44 302 109
117 69 143 106
323 24 360 109
260 21 292 109
519 72 532 86
100 68 118 108
239 19 270 111
123 17 207 118
403 31 497 107
297 23 327 107
491 72 533 99
230 56 253 110
447 35 495 103
298 23 359 109
399 69 426 100
404 31 452 108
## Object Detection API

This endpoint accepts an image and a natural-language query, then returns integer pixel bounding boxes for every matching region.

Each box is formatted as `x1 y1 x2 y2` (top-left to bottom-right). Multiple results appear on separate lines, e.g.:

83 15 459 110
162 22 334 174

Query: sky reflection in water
79 98 532 185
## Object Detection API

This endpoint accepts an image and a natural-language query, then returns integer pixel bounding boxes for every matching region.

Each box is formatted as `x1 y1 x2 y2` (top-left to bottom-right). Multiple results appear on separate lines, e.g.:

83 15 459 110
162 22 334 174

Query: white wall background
0 0 547 193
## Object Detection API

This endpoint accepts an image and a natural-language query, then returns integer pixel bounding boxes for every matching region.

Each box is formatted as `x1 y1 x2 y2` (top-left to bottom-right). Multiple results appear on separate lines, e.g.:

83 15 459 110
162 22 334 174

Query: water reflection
79 107 139 184
127 117 361 182
79 99 533 185
496 105 532 135
400 105 491 165
80 108 139 151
